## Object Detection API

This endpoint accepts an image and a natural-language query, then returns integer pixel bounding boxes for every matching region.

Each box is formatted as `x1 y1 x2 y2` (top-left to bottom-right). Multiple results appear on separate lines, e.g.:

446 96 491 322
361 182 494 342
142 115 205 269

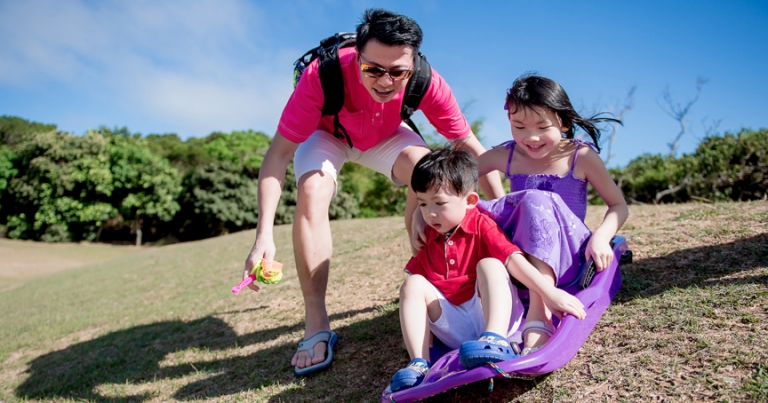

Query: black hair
356 8 423 54
411 147 478 196
505 73 621 152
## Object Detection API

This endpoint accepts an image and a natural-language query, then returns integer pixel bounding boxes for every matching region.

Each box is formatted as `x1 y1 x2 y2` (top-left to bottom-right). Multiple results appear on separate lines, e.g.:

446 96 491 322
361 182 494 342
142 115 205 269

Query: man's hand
410 208 428 254
243 236 276 292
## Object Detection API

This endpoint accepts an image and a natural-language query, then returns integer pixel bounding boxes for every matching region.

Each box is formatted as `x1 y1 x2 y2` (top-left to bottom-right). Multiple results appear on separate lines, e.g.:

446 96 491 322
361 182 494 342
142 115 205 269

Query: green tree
686 128 768 201
0 115 57 146
174 130 271 239
177 161 259 238
144 133 214 174
203 129 271 173
3 127 181 243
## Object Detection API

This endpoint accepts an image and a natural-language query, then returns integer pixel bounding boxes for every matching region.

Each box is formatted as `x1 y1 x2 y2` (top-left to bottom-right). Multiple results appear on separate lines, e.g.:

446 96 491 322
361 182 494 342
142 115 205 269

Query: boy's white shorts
427 275 524 350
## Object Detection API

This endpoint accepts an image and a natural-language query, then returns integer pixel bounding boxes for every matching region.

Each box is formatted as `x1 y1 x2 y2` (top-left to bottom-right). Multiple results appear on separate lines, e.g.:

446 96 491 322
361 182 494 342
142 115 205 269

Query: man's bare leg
291 171 336 369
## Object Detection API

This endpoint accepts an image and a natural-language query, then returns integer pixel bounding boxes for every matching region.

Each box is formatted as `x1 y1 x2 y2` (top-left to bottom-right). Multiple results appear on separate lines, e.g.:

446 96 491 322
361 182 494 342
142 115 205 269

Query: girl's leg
524 254 556 349
399 275 441 360
476 258 513 335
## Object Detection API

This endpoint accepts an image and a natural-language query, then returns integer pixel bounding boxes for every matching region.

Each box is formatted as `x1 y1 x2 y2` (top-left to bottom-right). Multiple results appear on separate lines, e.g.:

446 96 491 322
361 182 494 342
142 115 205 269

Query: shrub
3 127 181 242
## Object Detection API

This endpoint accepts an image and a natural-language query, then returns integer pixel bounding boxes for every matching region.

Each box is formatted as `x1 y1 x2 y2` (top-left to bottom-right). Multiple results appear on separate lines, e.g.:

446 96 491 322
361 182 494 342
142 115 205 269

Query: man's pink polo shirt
278 47 471 151
405 207 522 306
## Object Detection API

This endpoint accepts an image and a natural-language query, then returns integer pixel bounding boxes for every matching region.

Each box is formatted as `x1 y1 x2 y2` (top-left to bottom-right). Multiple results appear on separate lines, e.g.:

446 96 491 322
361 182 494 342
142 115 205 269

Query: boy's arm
505 254 586 319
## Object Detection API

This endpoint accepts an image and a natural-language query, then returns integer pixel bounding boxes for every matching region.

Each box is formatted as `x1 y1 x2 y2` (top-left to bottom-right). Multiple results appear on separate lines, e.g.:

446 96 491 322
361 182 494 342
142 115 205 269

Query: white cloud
0 0 292 137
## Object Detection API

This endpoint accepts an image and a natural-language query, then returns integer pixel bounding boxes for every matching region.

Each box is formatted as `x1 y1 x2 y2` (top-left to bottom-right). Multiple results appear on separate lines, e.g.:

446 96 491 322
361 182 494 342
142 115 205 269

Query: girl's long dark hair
505 73 621 152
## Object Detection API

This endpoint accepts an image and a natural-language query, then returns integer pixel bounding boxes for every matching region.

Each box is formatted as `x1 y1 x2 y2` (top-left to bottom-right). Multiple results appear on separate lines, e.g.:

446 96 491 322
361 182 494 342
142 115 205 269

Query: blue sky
1 0 766 167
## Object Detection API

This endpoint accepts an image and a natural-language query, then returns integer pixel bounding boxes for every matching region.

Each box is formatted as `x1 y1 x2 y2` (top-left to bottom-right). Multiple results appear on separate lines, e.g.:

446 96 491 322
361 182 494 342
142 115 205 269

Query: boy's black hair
356 8 423 54
505 73 622 152
411 147 478 196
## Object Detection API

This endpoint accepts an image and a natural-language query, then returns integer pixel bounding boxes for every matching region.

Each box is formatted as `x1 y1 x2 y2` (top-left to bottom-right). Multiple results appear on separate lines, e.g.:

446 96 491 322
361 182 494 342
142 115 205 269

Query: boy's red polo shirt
405 207 521 305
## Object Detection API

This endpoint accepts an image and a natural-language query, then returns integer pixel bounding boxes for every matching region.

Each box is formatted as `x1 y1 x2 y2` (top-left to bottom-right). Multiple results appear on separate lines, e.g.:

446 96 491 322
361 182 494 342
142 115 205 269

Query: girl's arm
505 253 586 319
577 148 629 270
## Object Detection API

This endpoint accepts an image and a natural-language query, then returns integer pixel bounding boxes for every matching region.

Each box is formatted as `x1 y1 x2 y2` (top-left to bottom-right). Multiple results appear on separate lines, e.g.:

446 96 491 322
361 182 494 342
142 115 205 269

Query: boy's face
417 185 479 235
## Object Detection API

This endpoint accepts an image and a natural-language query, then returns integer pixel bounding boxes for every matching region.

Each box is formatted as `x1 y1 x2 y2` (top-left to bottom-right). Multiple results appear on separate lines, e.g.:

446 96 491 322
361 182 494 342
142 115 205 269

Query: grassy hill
0 202 766 402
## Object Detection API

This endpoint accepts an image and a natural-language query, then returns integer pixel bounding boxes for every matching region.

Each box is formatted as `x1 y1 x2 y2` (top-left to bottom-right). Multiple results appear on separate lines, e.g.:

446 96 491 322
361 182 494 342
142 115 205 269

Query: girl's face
417 185 478 235
508 106 568 159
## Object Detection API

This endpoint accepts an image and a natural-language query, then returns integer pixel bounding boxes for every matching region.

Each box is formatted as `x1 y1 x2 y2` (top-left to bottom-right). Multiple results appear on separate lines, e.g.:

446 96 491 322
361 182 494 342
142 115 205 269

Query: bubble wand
231 259 283 294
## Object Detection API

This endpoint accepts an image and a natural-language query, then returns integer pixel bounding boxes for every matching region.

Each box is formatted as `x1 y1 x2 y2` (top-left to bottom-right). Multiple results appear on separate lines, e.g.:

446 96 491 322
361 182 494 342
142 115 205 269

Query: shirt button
447 240 454 245
449 259 455 265
375 112 380 116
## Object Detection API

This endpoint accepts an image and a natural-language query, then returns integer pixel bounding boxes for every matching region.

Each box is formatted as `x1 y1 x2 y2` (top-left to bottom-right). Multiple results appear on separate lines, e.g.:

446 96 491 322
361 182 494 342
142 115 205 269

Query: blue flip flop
459 332 519 369
294 331 338 376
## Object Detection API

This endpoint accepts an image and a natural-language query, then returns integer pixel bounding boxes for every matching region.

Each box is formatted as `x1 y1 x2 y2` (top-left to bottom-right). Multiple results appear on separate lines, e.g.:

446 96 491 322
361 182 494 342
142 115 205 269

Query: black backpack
293 32 432 148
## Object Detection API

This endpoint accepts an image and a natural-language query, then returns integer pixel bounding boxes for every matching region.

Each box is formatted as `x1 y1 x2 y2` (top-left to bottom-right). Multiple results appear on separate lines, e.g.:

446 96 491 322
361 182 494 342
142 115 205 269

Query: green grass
0 202 767 402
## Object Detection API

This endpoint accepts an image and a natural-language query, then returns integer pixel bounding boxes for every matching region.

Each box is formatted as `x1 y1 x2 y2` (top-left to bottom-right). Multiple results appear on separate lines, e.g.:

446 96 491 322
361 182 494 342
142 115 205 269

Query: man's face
357 39 414 103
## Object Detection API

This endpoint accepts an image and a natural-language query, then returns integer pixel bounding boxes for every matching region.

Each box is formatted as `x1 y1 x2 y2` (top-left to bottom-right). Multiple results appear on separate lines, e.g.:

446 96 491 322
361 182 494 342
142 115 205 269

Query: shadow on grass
19 234 765 402
15 306 410 402
617 232 768 302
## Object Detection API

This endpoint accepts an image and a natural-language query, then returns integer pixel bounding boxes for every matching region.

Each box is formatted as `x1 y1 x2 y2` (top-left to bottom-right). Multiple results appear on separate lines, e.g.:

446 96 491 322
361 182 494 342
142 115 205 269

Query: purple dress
478 140 593 285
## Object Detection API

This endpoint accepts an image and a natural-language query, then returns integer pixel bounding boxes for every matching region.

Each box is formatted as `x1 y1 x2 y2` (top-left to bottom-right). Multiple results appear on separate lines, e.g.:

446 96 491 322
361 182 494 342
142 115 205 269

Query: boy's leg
390 275 440 392
459 258 520 369
524 254 557 350
399 275 441 360
476 258 513 335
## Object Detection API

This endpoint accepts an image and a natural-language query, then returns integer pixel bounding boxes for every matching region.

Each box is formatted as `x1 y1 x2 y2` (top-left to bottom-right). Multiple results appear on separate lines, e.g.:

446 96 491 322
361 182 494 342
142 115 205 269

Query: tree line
0 116 404 244
0 115 765 244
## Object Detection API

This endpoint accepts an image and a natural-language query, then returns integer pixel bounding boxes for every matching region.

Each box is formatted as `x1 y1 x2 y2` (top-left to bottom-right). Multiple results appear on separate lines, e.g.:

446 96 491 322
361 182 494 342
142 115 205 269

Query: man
243 8 504 375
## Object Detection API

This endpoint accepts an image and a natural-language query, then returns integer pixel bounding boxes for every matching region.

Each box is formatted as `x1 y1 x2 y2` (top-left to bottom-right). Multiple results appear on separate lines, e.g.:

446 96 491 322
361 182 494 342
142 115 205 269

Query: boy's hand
243 237 276 292
585 235 613 272
542 288 586 320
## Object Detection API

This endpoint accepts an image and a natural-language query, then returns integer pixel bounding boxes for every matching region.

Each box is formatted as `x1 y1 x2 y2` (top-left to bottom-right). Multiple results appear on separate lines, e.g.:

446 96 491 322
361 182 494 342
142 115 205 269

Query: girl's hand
243 236 276 292
585 235 613 272
542 288 586 320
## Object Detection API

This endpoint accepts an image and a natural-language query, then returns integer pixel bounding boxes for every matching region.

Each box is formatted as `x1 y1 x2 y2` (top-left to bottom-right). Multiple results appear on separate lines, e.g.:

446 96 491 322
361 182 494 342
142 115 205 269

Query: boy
390 148 524 392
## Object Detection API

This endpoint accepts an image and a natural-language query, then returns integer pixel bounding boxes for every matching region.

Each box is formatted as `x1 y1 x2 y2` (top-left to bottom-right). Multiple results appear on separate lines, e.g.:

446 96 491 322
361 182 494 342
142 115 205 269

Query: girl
477 74 629 355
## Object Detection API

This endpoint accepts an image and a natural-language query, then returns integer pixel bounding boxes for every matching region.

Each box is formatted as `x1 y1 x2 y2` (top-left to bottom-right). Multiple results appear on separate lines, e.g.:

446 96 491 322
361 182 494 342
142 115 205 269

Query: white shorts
428 276 524 350
293 125 427 192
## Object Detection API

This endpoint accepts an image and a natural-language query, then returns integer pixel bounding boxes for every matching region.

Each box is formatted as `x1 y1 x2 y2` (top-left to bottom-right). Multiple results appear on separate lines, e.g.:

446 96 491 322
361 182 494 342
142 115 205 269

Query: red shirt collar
425 206 481 243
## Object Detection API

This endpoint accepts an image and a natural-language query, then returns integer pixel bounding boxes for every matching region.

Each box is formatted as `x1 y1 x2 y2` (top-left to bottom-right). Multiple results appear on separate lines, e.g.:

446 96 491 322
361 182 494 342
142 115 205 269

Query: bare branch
657 78 708 156
603 86 636 165
701 116 723 138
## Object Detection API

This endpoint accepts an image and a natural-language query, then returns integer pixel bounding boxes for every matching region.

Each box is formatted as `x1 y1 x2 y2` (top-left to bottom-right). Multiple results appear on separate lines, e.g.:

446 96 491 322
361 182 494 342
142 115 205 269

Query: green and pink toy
231 259 283 294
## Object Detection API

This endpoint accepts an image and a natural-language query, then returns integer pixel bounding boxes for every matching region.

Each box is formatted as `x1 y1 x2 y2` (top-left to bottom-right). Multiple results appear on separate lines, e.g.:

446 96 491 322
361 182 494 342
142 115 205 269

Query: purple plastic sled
381 235 631 403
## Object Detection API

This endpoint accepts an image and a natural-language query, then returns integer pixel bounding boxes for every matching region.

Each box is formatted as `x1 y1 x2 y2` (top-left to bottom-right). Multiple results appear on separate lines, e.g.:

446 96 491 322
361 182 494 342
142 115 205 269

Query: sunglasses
358 56 414 81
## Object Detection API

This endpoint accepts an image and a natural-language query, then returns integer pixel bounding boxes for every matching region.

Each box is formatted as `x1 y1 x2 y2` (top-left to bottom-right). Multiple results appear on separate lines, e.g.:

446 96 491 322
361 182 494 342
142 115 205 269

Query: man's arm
450 134 505 199
243 131 299 291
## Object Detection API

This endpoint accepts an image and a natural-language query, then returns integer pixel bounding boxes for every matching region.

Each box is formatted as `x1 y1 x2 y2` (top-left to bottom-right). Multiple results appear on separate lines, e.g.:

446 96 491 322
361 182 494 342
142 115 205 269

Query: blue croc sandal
459 332 519 369
390 358 430 392
294 331 338 376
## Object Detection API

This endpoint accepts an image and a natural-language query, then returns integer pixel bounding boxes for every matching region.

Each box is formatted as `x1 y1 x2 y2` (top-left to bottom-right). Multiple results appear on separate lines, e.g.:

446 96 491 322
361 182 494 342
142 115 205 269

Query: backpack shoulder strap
317 33 355 116
400 52 432 124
